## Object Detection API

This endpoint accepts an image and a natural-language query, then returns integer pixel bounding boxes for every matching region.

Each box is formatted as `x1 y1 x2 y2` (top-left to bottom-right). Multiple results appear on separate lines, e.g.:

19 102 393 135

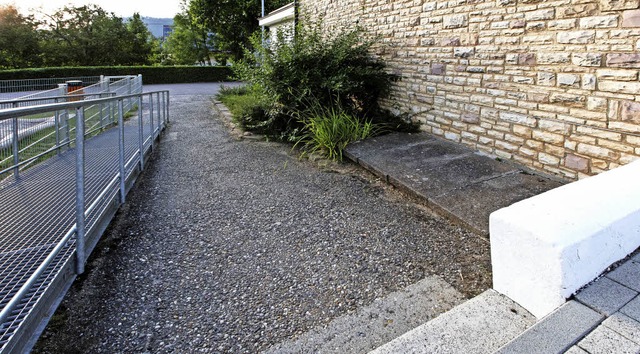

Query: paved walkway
33 84 491 353
345 132 640 353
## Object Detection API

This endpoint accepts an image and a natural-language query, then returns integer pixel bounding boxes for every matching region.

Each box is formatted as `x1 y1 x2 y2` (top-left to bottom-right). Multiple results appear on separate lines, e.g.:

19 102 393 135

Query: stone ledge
490 159 640 318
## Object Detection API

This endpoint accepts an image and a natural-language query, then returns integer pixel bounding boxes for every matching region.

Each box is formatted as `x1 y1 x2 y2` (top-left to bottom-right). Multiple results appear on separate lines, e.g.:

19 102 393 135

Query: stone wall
298 0 640 179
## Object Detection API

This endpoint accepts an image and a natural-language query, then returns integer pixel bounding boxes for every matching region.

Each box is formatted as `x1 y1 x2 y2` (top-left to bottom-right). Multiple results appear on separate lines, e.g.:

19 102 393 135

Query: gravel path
34 86 490 353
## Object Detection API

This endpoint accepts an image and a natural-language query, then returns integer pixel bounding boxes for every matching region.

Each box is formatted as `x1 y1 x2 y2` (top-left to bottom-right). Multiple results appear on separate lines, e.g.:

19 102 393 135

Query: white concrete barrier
490 159 640 319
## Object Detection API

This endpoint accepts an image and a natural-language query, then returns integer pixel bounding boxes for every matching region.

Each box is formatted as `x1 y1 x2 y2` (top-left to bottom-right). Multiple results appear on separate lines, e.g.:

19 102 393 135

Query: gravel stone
33 85 490 353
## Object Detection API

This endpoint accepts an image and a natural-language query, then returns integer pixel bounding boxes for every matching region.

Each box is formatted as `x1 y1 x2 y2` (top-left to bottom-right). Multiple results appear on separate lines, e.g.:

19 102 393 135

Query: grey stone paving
344 130 640 353
345 133 564 235
372 290 535 354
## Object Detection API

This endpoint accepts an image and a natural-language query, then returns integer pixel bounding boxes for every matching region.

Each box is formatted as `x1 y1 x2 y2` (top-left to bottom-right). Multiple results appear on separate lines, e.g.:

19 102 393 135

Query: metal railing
0 77 101 97
0 76 144 178
0 90 170 353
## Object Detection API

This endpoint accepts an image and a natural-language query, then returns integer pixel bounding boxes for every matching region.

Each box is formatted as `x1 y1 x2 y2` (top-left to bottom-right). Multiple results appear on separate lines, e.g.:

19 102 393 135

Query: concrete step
263 276 465 354
370 289 535 354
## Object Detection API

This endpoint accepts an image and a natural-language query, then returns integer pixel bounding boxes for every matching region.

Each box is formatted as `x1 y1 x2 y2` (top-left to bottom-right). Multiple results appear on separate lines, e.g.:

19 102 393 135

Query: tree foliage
0 4 160 68
0 5 41 68
186 0 291 61
163 11 212 65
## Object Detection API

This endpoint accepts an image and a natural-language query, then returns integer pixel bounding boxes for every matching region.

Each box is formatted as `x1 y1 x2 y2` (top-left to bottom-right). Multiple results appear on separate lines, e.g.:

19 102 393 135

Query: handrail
0 88 170 350
0 91 167 122
0 92 116 105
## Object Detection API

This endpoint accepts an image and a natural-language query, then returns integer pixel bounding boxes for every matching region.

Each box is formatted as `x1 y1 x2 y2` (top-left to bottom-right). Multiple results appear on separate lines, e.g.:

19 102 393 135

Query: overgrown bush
233 22 417 143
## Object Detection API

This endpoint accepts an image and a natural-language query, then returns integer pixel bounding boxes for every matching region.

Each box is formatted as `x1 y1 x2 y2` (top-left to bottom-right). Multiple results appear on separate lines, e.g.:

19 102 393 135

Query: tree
124 13 159 65
187 0 291 61
39 5 132 66
0 5 41 68
163 11 211 65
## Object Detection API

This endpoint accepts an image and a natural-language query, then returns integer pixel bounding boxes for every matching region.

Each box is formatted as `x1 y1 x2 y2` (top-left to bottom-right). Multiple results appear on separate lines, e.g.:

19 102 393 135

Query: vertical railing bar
55 101 60 155
12 102 19 179
149 93 155 149
118 99 126 203
156 92 161 137
138 95 145 170
75 106 86 274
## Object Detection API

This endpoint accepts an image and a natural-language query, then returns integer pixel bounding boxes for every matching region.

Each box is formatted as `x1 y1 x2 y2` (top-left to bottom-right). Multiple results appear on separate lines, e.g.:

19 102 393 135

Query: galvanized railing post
161 92 167 127
149 93 155 149
12 117 19 178
167 92 170 124
138 95 144 170
54 98 60 155
75 106 86 275
12 102 19 179
118 99 126 203
156 92 161 137
65 109 71 147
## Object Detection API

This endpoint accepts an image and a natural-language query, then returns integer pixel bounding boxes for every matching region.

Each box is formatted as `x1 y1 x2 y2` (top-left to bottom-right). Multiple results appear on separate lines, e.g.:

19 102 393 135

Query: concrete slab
606 257 640 292
496 301 603 354
264 276 464 354
577 325 640 354
370 290 535 354
345 133 562 235
602 312 640 344
432 173 563 234
575 277 638 316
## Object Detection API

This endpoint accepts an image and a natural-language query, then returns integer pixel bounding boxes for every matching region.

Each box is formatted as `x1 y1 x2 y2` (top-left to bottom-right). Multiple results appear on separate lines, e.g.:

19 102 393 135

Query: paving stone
564 346 589 354
575 277 638 315
496 301 603 353
620 295 640 321
603 312 640 344
578 325 640 354
607 257 640 292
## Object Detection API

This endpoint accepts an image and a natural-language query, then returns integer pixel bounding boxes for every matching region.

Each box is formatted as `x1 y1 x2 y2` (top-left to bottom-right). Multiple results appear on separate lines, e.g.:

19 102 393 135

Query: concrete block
575 277 638 315
578 325 640 353
496 301 603 353
621 295 640 321
603 312 640 343
606 258 640 292
490 160 640 318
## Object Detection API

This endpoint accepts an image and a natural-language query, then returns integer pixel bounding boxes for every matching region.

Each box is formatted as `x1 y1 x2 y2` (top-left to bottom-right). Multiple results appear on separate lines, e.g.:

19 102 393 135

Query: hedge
0 66 234 85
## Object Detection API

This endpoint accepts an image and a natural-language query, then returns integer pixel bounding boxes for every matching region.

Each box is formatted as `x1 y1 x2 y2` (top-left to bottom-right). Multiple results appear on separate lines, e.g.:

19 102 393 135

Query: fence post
138 95 144 170
118 99 126 203
149 93 155 150
58 83 67 97
161 92 167 127
12 102 19 179
75 106 86 275
55 98 60 154
167 92 170 124
156 92 161 137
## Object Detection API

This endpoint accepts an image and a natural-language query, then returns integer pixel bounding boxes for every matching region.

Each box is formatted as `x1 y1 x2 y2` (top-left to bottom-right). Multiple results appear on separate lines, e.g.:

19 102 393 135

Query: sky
1 0 181 18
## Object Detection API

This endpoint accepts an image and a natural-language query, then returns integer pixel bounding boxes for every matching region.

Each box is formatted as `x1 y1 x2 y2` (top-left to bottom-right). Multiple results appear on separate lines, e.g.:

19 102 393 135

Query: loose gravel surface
34 86 490 353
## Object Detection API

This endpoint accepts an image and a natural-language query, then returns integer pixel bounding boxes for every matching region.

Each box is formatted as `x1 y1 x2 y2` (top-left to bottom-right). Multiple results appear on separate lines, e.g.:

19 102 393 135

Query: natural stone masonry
299 0 640 179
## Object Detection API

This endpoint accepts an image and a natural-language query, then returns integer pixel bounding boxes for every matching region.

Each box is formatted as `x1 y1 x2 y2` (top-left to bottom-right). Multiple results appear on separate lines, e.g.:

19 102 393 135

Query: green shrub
0 66 233 89
233 22 413 141
295 104 375 161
